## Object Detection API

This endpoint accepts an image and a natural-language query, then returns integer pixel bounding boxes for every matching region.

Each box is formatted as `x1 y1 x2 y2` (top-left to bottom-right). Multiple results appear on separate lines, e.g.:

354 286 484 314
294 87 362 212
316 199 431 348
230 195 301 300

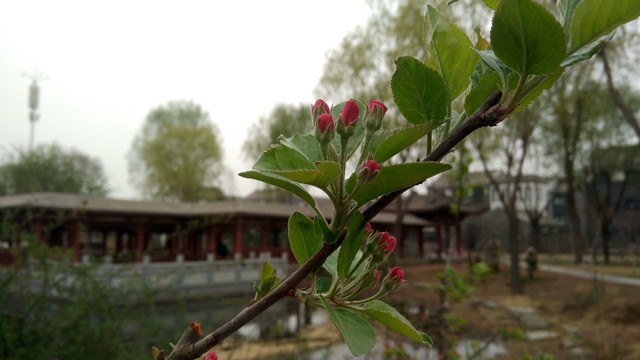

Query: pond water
152 296 508 359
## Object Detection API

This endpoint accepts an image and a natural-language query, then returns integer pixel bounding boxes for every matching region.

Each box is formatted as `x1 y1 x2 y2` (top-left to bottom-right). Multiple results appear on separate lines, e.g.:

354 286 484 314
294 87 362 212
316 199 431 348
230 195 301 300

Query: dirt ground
387 262 640 360
215 262 640 359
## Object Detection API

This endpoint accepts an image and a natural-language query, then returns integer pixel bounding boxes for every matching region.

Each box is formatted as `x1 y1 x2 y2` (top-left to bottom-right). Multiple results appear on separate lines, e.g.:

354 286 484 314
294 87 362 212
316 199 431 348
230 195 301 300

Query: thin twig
164 91 504 360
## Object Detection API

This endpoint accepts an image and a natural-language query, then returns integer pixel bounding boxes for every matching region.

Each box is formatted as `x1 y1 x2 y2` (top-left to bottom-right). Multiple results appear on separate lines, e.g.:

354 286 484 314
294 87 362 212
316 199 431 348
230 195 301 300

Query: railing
4 253 291 303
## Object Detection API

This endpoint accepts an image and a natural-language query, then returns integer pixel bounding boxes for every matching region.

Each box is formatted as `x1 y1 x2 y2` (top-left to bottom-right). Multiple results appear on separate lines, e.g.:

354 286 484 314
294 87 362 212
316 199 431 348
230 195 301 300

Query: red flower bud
378 231 396 252
390 266 404 284
317 113 334 134
340 99 360 126
368 100 388 116
312 99 331 116
365 222 373 232
363 159 380 173
373 269 380 282
204 352 218 360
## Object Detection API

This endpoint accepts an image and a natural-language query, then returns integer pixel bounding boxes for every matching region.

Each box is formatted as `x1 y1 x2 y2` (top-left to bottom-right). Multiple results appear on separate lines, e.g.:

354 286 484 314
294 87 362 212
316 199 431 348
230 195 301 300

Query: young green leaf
337 212 365 280
238 171 319 214
352 162 452 206
253 144 316 171
557 0 583 35
279 133 323 162
264 161 341 188
391 56 448 125
372 123 438 163
481 0 499 10
514 68 565 113
361 300 433 345
490 0 566 75
288 212 323 265
424 5 476 101
565 0 640 66
320 296 376 356
464 73 502 116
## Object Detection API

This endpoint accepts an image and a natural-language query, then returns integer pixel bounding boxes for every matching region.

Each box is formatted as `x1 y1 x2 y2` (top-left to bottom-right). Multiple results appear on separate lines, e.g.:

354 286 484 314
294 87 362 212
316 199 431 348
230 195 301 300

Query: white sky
0 0 371 199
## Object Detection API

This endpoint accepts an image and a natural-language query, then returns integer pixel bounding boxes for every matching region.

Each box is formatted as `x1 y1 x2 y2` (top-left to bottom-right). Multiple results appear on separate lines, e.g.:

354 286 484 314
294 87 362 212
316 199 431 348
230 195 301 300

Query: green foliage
491 0 566 76
320 296 376 356
243 103 312 161
128 100 223 201
287 212 323 266
253 261 284 302
0 143 108 196
500 326 526 340
0 242 163 359
391 56 448 125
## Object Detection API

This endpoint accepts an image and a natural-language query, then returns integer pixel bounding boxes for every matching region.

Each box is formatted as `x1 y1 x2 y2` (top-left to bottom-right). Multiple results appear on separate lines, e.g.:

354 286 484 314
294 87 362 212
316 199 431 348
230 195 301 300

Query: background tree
243 103 312 161
0 143 108 196
242 103 312 203
471 108 538 294
128 100 224 202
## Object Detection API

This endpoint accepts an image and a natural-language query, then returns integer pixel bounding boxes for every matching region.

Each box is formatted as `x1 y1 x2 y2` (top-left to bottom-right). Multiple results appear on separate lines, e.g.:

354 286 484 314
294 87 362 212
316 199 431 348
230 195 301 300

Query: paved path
531 263 640 287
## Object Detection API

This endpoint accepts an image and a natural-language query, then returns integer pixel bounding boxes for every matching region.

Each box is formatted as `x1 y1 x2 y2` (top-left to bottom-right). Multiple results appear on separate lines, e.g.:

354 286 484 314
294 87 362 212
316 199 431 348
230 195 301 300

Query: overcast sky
0 0 371 199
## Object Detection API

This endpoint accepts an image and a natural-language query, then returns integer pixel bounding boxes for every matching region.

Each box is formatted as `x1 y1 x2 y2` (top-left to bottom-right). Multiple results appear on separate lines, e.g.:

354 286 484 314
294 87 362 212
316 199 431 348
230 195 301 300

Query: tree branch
164 91 503 360
599 44 640 141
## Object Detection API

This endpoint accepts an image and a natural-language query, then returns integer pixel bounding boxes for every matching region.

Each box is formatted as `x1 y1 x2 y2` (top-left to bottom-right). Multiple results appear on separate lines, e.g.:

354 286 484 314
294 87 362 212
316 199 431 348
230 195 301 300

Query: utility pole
22 69 47 150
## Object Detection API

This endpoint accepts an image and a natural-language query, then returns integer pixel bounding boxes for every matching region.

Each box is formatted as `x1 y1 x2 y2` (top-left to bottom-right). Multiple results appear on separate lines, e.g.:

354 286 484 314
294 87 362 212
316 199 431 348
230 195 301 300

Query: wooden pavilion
0 192 431 264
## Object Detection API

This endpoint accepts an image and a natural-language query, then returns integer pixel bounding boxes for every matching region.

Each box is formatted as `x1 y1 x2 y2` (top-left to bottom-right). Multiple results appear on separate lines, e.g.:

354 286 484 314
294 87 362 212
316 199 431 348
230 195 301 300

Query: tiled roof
0 192 428 226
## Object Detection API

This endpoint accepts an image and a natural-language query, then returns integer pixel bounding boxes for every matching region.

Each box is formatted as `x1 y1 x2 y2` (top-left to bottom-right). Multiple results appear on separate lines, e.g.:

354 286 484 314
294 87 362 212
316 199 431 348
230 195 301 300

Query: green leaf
391 56 448 125
253 261 283 301
491 0 566 75
265 161 341 188
337 212 365 280
515 68 565 112
352 162 452 206
322 250 338 278
424 5 476 101
372 123 438 163
288 212 323 265
315 277 332 292
320 296 376 356
567 0 640 60
561 31 615 67
279 133 322 162
557 0 583 34
482 0 499 10
472 49 512 82
253 144 316 171
314 214 336 244
464 73 502 116
238 171 319 213
361 300 433 345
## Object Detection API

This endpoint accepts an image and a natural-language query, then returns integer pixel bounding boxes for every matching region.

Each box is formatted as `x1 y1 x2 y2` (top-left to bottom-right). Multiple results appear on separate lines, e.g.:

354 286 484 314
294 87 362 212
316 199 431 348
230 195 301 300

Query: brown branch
599 44 640 140
164 90 504 360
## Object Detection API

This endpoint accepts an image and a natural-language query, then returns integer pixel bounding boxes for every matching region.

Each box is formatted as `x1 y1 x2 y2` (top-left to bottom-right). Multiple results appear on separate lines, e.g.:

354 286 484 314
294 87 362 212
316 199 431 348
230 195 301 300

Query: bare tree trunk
507 212 523 294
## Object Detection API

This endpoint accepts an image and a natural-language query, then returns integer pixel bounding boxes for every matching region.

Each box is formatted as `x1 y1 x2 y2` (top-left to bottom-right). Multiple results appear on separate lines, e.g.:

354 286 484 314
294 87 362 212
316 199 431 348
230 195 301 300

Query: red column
34 218 45 243
234 220 243 257
136 222 145 262
260 226 268 253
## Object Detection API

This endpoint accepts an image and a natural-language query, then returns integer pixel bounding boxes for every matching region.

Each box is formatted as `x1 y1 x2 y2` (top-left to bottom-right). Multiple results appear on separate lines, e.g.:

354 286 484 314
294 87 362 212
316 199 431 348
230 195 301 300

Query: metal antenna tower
22 68 48 150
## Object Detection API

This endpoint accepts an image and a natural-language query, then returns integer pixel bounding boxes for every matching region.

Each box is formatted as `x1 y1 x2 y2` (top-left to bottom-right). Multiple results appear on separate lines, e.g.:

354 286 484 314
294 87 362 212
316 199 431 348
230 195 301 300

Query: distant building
0 192 430 265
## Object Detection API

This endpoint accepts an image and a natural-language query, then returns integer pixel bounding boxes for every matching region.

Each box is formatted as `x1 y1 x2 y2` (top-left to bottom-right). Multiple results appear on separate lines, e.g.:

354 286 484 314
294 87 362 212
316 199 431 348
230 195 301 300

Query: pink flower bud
368 100 388 116
204 352 218 360
365 222 373 232
363 159 380 173
390 266 404 284
373 269 380 282
340 99 359 127
378 231 396 252
317 113 334 134
312 99 331 116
